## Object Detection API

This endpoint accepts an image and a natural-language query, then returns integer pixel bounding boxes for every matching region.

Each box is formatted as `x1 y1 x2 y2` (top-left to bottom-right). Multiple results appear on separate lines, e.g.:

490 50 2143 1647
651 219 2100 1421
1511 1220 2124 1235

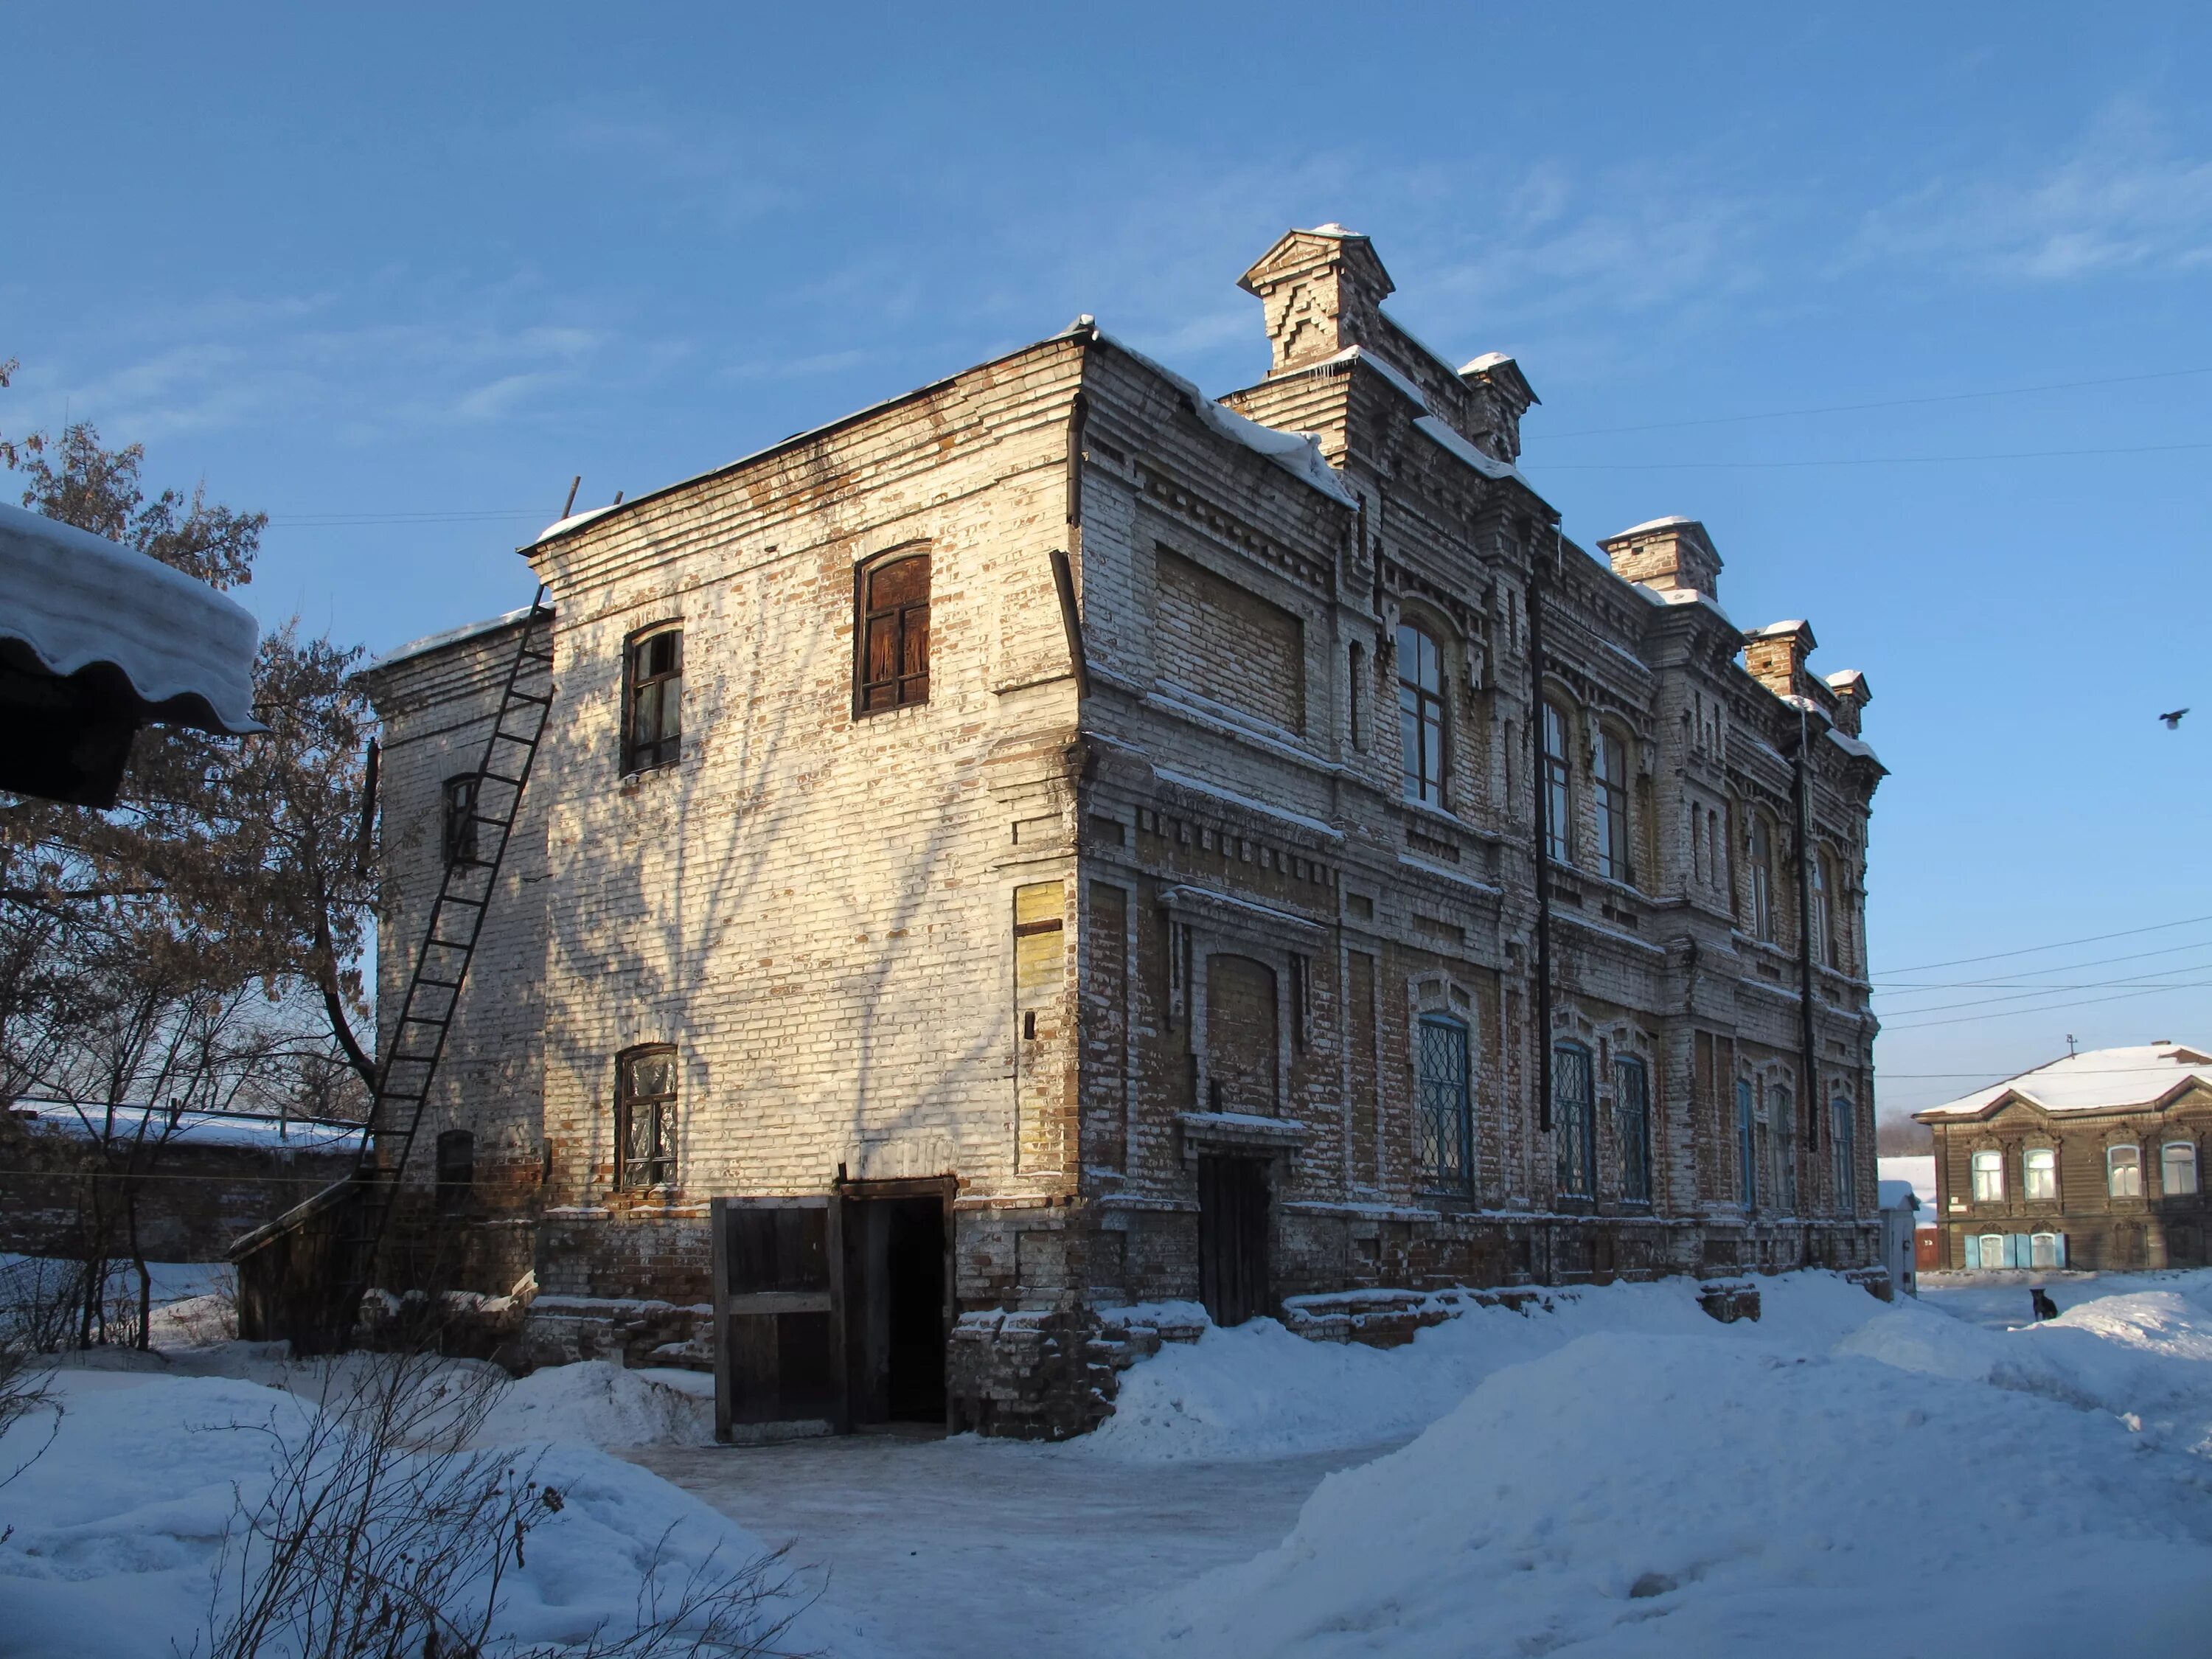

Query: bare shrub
201 1343 815 1658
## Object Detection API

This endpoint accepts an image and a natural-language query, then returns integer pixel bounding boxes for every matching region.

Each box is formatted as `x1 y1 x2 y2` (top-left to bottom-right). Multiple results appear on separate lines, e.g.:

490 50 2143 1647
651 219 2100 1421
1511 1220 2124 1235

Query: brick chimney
1823 669 1871 737
1239 224 1397 378
1742 619 1818 700
1596 517 1722 598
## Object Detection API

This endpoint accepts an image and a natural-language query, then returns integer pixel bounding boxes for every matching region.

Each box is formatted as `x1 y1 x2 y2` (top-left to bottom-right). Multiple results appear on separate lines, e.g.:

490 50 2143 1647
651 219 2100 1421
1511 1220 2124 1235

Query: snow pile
0 1371 855 1658
1127 1274 2212 1657
472 1359 714 1450
1088 1276 1784 1462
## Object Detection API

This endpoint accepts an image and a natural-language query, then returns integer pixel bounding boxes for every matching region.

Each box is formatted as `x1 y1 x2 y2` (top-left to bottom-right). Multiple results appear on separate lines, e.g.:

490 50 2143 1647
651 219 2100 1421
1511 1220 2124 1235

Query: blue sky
6 4 2210 1112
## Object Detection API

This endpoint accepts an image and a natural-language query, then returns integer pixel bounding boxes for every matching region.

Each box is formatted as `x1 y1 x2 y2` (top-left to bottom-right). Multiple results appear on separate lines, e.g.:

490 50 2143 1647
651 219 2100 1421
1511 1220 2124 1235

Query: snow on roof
1096 330 1357 508
1460 351 1514 375
1748 619 1812 639
1877 1179 1920 1212
1919 1042 2212 1119
1879 1154 1937 1211
1414 414 1523 483
369 603 543 672
1826 669 1867 692
1825 727 1882 765
1610 515 1699 538
14 1101 365 1150
529 503 619 546
0 501 262 734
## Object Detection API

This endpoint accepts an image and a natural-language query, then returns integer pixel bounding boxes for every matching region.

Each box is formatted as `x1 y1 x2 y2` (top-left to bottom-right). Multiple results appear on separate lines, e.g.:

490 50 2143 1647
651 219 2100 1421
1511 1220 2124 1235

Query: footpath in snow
5 1267 2212 1655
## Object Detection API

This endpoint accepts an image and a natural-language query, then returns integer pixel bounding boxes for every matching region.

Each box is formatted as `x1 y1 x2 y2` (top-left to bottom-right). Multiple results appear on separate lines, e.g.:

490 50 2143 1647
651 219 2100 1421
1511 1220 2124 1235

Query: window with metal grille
856 552 931 713
1972 1149 2004 1202
1397 623 1445 806
1416 1015 1472 1190
1737 1078 1759 1208
2107 1144 2142 1198
1554 1042 1595 1197
1595 728 1630 883
1832 1095 1857 1210
623 627 683 773
1542 702 1573 863
2024 1145 2057 1200
442 773 479 866
1617 1056 1652 1204
615 1045 677 1189
2165 1141 2199 1197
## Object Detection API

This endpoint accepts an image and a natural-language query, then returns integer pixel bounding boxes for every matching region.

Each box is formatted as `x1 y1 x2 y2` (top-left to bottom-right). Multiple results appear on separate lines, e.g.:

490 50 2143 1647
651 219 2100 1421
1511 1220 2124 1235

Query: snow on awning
0 501 262 734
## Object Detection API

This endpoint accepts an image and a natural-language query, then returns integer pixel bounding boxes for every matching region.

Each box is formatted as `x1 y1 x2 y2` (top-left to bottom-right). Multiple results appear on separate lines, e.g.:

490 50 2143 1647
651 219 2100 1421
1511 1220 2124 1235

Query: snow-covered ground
6 1268 2212 1655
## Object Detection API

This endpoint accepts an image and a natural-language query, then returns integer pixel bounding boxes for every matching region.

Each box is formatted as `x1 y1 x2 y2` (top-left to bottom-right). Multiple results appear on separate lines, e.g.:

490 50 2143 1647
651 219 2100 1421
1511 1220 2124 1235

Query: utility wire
1870 936 2212 989
1545 364 2212 440
1875 959 2212 1019
1882 981 2210 1032
1874 914 2212 976
1544 439 2212 473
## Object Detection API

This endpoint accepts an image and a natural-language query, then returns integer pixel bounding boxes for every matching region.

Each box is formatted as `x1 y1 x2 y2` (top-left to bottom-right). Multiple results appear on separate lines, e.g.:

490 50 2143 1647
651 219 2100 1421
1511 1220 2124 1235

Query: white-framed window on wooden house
2031 1232 2064 1269
1397 623 1446 807
2024 1146 2058 1201
614 1045 678 1189
2107 1144 2143 1198
1971 1149 2004 1202
1542 700 1573 864
2165 1141 2200 1197
622 625 683 774
1595 728 1630 883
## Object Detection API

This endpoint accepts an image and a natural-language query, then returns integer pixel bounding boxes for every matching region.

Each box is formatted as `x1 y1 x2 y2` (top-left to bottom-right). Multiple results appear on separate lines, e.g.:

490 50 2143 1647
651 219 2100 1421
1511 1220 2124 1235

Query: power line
1545 364 2212 440
1876 956 2212 1018
1543 439 2212 473
1874 915 2212 976
1870 936 2212 989
1881 981 2209 1032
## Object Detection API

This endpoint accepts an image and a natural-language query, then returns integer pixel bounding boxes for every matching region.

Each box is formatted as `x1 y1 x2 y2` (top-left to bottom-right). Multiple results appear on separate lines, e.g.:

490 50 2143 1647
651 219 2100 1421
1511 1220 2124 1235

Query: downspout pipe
1531 535 1554 1136
1792 700 1819 1161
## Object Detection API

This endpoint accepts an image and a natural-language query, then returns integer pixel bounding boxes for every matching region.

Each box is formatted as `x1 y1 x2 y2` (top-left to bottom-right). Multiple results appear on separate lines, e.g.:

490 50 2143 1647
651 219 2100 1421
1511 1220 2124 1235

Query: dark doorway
1197 1155 1271 1327
843 1192 950 1425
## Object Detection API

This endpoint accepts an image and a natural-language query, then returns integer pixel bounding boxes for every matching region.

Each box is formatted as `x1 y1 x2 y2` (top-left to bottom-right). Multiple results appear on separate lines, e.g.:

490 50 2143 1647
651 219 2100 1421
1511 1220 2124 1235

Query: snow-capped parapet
529 502 619 545
0 500 261 733
1094 328 1357 508
1825 727 1882 765
369 603 543 672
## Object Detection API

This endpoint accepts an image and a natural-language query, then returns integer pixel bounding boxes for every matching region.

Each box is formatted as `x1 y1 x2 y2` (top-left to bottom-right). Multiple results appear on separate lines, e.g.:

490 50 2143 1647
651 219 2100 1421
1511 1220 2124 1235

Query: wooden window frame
854 550 932 716
2023 1144 2058 1202
1416 1014 1473 1192
1554 1041 1596 1198
1396 622 1447 807
1970 1147 2005 1203
1750 815 1776 943
614 1044 678 1191
2107 1143 2143 1199
622 624 684 776
1617 1055 1652 1206
1736 1077 1759 1208
2164 1140 2199 1197
1595 727 1630 883
1541 700 1573 866
442 773 480 866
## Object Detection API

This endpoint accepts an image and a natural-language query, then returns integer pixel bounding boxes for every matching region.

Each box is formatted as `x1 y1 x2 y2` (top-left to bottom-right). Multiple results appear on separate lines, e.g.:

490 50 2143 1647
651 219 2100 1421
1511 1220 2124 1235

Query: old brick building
1916 1043 2211 1271
361 224 1886 1436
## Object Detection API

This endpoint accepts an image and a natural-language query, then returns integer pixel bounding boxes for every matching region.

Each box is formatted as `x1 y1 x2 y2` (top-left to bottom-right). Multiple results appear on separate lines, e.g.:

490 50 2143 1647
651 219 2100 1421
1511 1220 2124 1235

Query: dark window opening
1617 1057 1652 1204
623 627 683 774
1543 702 1573 864
434 1128 475 1215
616 1045 677 1189
857 553 931 713
1596 728 1630 883
442 773 480 866
1737 1079 1759 1208
844 1194 949 1425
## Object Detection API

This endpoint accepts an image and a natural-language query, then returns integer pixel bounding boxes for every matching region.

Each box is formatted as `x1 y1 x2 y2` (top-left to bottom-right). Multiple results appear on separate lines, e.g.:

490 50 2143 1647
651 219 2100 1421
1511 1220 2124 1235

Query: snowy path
625 1431 1405 1658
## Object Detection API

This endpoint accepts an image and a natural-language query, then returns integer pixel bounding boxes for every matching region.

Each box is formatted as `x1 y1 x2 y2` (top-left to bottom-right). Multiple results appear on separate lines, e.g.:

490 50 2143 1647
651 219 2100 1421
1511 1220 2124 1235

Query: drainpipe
1792 698 1819 1175
1531 535 1555 1137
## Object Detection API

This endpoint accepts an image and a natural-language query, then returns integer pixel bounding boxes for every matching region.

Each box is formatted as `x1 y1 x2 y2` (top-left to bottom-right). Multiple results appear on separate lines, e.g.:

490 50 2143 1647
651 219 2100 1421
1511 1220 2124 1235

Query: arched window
623 625 683 773
615 1045 678 1189
1205 954 1279 1114
1736 1079 1759 1208
1542 700 1573 863
1831 1095 1857 1211
1595 729 1630 883
856 552 931 712
1416 1015 1472 1191
1749 815 1775 942
2107 1144 2143 1198
1397 623 1445 806
1554 1042 1595 1197
1971 1148 2004 1202
2164 1141 2200 1197
1616 1056 1652 1204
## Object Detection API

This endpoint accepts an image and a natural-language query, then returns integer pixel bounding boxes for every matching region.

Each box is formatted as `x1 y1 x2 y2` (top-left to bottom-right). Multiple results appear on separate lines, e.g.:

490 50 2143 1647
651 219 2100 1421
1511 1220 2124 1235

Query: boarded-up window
857 553 931 713
1014 883 1065 1011
1015 883 1067 1174
1205 953 1278 1115
1155 549 1304 732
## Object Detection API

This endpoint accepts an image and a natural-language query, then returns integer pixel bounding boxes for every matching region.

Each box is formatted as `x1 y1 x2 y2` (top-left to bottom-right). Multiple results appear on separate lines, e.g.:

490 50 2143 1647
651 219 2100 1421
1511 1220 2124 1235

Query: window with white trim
2107 1144 2142 1198
2023 1146 2057 1201
1971 1149 2004 1202
2163 1141 2199 1197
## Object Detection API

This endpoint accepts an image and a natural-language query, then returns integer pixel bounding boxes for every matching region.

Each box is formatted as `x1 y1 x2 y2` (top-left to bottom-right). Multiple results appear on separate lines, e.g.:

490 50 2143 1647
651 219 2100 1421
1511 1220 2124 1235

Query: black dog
2030 1287 2059 1322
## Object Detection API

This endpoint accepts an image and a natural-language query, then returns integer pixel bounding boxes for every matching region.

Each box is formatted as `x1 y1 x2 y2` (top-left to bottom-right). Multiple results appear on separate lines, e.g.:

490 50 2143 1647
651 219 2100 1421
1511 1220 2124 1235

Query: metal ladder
330 588 557 1330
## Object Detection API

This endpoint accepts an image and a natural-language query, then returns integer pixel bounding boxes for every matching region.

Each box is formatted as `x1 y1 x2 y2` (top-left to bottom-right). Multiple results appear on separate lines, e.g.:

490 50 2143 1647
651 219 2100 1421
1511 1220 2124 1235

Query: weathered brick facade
362 225 1885 1435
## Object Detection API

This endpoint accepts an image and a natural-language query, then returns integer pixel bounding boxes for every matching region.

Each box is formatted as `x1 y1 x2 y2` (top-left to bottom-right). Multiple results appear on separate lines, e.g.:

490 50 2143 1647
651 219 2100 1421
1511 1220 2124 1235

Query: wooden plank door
712 1195 848 1441
1197 1155 1270 1327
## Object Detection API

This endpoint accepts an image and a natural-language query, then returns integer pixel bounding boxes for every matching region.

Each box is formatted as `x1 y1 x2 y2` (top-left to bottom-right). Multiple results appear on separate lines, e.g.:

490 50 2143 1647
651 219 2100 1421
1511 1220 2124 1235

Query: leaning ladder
330 589 557 1329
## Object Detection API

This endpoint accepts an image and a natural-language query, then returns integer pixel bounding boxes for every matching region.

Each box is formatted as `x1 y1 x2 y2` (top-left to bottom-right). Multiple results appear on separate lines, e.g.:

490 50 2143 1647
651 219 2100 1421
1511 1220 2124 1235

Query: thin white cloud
1859 100 2212 282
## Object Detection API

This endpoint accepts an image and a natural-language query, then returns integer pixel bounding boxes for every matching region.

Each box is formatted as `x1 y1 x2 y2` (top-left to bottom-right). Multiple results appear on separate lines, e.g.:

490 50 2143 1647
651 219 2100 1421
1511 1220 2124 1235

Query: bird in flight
2159 709 2190 728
